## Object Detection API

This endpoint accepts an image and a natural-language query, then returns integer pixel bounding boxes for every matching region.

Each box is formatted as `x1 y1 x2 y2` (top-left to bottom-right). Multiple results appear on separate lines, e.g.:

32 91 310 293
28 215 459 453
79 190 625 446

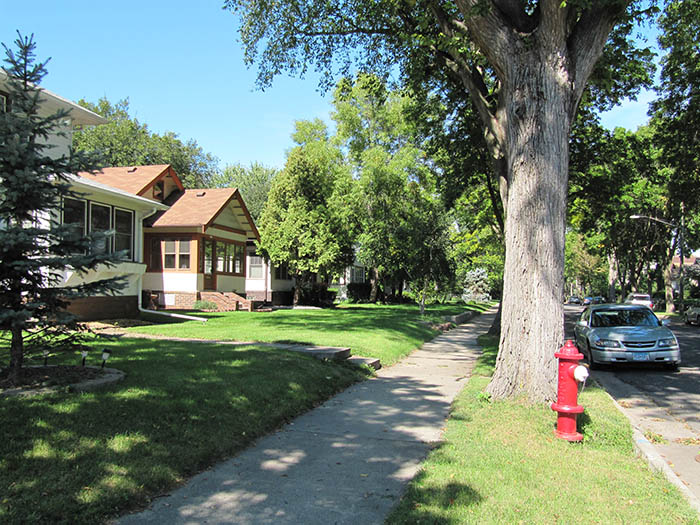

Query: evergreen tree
0 33 123 384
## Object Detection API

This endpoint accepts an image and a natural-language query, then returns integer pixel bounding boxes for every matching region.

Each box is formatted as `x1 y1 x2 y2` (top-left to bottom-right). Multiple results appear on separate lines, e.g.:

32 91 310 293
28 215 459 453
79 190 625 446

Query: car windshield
591 308 659 328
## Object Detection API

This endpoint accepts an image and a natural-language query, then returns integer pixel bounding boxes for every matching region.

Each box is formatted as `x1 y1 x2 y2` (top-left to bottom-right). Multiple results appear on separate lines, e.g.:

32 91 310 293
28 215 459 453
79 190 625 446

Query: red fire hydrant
551 340 589 442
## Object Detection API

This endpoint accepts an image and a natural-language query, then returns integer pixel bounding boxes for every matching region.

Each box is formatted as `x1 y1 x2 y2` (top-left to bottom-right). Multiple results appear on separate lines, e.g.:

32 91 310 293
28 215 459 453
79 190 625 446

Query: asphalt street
564 304 700 508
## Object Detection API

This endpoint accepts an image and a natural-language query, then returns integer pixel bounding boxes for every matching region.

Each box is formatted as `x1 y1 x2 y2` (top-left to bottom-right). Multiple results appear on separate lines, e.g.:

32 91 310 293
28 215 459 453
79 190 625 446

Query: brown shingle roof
77 165 174 196
151 188 259 240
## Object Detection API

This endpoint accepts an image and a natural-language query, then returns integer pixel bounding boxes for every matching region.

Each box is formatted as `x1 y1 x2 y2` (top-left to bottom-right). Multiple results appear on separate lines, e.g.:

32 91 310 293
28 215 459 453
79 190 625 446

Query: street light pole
630 212 685 312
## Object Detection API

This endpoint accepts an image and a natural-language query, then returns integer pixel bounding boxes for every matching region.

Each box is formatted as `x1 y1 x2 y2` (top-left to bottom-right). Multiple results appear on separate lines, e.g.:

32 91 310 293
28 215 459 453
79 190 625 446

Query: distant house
71 166 259 315
245 242 295 305
144 187 258 309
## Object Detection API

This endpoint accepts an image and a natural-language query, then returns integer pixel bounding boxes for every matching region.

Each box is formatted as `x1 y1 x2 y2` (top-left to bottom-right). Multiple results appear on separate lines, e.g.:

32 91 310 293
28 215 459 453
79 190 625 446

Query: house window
249 255 264 279
149 237 162 270
0 92 7 113
63 197 86 238
351 266 365 283
90 202 112 254
179 240 190 269
274 264 290 281
163 239 191 270
114 208 134 260
235 245 244 274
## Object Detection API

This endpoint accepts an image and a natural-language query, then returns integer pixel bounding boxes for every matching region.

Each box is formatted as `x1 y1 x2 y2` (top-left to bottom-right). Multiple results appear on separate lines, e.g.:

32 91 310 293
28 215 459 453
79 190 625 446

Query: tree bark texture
485 44 572 402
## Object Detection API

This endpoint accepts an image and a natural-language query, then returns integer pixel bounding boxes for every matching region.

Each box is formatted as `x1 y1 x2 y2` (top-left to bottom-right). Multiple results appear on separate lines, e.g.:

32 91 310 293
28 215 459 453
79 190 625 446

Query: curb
605 391 700 515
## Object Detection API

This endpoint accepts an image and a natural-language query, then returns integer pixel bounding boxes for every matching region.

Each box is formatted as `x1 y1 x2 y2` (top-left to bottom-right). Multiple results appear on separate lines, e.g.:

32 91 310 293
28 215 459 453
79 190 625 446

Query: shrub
347 282 371 302
193 300 218 311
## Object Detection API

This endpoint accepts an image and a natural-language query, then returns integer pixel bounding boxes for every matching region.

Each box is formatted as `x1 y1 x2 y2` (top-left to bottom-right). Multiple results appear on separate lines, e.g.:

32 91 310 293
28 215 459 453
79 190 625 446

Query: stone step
347 356 381 370
286 345 351 361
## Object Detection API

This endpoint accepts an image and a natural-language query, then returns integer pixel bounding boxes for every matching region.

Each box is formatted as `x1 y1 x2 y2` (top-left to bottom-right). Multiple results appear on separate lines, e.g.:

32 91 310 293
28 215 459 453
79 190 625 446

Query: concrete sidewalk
118 308 497 524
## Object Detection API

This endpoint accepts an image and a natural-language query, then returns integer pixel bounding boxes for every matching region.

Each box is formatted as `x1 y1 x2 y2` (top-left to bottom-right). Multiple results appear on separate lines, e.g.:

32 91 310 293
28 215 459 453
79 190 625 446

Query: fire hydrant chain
551 340 588 442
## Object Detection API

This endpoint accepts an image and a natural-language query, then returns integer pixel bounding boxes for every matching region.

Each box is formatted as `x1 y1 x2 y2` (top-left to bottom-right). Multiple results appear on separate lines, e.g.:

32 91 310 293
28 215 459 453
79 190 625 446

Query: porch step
199 292 253 312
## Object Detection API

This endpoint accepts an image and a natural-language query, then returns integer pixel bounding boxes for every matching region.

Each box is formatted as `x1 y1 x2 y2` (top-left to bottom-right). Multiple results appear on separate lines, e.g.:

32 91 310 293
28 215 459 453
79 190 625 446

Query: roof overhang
67 174 170 211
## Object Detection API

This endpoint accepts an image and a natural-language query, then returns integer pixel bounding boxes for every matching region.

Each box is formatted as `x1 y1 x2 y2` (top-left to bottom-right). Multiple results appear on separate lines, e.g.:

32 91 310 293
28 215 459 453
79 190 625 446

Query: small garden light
101 348 111 369
81 349 88 367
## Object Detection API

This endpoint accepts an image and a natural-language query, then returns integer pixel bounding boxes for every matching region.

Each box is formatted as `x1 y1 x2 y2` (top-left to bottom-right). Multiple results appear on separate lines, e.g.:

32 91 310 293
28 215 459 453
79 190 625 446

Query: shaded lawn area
131 302 489 367
387 336 699 524
0 337 370 524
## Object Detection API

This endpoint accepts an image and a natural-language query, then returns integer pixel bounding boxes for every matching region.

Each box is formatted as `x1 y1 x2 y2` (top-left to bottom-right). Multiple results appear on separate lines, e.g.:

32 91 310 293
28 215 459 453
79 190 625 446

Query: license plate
632 352 649 361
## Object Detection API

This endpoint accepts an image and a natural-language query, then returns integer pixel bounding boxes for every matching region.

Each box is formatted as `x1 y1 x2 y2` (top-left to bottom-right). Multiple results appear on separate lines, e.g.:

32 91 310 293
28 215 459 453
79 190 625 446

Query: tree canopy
225 0 655 401
73 97 219 188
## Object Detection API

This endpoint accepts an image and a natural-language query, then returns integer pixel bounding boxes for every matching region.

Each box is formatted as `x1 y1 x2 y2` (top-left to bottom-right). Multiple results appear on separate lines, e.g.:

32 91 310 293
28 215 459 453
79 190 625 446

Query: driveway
564 304 700 505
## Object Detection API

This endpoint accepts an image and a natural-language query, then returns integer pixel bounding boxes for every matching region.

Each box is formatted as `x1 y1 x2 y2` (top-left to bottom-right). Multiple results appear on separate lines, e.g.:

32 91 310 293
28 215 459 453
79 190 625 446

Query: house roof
76 165 183 198
67 174 169 211
0 69 106 126
150 188 260 240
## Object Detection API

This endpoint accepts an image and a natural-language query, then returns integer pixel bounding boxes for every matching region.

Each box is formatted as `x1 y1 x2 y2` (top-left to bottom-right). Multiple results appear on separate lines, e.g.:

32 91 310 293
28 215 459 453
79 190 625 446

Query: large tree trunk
486 56 570 402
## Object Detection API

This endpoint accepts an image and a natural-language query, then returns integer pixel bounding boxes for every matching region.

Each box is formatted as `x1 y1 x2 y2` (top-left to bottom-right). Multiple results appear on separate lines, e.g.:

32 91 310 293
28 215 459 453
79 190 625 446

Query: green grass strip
387 335 699 524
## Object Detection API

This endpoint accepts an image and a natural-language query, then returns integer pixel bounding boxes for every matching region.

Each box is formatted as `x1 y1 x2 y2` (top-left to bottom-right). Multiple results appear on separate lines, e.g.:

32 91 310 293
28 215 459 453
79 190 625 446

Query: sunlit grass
0 338 370 524
387 335 699 524
128 302 486 366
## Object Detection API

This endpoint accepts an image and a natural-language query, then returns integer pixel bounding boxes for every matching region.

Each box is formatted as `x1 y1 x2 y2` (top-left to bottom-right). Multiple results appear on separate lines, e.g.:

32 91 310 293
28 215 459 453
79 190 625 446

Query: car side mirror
661 319 670 327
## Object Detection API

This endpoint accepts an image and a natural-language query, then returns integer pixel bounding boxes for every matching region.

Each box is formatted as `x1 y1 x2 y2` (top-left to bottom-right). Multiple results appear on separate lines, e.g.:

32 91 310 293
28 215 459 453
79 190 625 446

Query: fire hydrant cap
573 365 589 383
555 340 584 360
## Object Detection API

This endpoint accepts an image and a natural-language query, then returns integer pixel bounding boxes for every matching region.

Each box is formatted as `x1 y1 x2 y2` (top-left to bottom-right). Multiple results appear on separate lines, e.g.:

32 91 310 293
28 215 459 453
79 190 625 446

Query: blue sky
2 1 657 171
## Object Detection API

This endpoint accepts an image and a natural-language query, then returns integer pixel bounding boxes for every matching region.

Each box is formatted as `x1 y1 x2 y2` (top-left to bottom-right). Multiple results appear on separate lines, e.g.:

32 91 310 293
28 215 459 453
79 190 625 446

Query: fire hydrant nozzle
551 340 586 442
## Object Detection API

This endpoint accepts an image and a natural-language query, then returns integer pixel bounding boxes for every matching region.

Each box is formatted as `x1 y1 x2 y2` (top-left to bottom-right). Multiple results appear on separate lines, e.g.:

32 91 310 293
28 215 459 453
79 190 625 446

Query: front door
203 239 216 290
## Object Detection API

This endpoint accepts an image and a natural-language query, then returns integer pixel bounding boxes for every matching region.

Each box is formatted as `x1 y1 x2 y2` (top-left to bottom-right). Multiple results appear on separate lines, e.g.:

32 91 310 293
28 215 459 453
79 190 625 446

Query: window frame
113 207 134 260
248 253 264 280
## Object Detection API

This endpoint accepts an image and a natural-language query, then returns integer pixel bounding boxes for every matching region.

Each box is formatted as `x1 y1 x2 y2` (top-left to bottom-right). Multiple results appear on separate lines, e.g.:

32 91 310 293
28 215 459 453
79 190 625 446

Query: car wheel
665 362 679 372
587 342 600 370
685 314 691 325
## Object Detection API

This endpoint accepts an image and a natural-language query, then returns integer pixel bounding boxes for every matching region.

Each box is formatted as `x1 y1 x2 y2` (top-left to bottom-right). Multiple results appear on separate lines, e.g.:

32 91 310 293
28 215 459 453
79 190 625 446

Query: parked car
568 296 582 305
624 293 654 310
592 296 606 304
685 306 700 325
583 296 593 305
574 304 681 370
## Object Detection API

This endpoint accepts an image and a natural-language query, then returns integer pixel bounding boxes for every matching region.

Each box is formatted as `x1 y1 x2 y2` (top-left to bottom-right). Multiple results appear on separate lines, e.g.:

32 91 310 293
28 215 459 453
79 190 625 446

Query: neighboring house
245 242 295 305
60 174 168 319
143 187 259 309
77 165 260 311
2 71 169 320
333 258 368 300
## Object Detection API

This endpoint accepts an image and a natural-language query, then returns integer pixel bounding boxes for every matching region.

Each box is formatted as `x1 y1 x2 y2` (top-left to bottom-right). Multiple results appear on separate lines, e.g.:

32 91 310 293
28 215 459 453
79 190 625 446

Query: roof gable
151 188 259 240
76 165 184 199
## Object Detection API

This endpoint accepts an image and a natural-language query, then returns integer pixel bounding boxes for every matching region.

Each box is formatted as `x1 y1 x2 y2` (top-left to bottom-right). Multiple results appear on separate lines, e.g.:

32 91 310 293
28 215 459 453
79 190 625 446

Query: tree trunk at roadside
664 260 675 313
607 253 618 303
485 51 572 402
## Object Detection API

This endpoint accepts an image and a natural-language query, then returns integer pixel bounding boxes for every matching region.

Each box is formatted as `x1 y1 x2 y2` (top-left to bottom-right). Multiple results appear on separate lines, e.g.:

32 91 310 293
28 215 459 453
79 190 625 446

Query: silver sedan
574 304 681 370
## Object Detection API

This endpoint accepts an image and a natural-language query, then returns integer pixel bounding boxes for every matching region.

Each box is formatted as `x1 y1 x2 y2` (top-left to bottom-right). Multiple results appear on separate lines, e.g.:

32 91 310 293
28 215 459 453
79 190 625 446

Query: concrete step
347 356 381 370
286 345 351 361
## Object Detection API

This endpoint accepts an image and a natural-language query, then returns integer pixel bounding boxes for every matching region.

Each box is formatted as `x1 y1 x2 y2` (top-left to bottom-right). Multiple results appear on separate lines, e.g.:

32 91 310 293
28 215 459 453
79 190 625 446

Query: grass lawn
386 336 699 524
129 302 490 366
0 338 370 524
